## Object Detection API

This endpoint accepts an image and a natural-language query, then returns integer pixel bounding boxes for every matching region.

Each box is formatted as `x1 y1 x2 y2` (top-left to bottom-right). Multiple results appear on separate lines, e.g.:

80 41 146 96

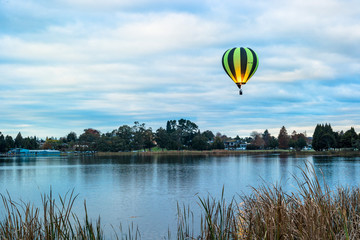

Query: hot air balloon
222 47 259 95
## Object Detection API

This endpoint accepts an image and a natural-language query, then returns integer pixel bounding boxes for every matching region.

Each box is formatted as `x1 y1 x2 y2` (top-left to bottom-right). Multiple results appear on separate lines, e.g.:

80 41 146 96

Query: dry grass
177 187 240 240
238 163 360 240
0 190 140 240
177 162 360 239
0 190 105 239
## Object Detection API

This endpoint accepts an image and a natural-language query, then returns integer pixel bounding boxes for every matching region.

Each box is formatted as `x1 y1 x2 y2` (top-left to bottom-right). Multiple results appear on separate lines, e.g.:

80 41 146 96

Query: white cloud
1 0 360 138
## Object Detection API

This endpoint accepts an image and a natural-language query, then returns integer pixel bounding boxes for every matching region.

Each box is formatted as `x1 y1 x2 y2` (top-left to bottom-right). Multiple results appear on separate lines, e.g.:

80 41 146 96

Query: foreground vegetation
179 163 360 239
2 163 360 239
238 164 360 239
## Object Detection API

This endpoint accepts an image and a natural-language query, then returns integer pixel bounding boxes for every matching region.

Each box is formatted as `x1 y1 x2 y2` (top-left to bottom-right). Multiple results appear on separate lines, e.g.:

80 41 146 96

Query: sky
1 0 360 139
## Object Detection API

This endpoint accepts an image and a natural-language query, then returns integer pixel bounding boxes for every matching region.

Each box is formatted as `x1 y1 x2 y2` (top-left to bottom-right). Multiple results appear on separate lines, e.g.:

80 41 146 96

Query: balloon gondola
222 47 259 95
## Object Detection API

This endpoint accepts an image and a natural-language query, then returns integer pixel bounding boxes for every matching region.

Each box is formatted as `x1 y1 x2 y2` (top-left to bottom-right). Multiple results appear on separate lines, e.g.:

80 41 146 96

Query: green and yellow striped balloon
222 47 259 88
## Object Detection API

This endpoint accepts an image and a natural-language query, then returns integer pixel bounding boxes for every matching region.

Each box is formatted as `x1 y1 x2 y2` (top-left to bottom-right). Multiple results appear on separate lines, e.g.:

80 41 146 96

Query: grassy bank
2 163 360 239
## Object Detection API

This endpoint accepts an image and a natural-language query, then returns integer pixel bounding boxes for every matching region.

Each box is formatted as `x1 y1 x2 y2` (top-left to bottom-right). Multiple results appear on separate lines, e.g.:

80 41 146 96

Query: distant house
73 145 89 151
223 139 248 150
224 139 238 149
236 144 248 150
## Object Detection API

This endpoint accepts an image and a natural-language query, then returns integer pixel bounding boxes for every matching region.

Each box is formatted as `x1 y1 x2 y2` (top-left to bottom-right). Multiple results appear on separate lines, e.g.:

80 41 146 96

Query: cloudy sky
1 0 360 139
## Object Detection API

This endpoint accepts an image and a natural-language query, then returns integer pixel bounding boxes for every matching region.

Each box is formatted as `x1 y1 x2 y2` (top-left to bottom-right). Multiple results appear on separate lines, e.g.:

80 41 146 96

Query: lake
1 153 360 239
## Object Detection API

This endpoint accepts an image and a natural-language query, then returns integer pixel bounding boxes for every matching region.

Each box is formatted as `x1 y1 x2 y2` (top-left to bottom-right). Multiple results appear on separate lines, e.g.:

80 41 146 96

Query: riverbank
95 149 360 157
2 149 359 158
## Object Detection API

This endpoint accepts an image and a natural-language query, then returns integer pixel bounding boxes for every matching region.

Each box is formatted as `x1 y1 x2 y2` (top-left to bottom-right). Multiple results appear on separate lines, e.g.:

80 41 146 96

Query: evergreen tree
323 124 336 150
341 127 358 149
333 131 342 149
268 136 279 149
262 129 271 149
278 126 289 149
14 132 23 148
321 133 336 150
288 130 297 150
312 123 336 151
312 124 323 151
353 133 360 150
23 137 31 149
5 135 14 151
0 133 6 153
67 132 77 142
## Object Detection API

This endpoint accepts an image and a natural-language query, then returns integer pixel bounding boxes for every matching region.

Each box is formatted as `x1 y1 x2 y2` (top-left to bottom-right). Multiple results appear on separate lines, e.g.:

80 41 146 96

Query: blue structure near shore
8 148 61 155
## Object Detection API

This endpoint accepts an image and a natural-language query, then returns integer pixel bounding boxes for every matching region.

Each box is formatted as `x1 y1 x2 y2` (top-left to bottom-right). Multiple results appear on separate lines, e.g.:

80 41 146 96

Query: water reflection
312 156 360 188
1 154 360 239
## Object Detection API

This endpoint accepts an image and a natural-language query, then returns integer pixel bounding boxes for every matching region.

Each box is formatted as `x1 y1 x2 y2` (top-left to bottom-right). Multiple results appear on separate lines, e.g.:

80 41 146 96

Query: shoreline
95 149 360 157
2 149 359 157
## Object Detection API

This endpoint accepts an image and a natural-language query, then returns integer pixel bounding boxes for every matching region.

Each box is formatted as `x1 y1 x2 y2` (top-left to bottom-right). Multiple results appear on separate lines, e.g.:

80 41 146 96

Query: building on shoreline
7 148 61 155
223 139 248 150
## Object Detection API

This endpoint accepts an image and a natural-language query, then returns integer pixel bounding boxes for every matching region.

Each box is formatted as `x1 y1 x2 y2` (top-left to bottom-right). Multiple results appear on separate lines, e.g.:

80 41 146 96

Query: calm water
1 153 360 239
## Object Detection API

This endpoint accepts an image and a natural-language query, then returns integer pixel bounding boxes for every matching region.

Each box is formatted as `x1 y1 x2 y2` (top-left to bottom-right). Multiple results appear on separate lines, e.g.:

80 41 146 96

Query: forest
0 120 359 153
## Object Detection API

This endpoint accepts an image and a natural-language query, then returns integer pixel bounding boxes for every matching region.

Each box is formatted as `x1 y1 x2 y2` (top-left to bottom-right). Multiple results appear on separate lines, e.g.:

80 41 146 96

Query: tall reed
177 162 360 239
177 187 240 240
238 163 360 239
0 190 141 240
0 190 104 239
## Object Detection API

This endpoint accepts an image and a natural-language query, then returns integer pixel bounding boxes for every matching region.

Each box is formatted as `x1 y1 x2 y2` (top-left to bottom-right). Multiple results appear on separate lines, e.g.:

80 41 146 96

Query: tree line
0 120 359 153
245 126 308 151
0 132 38 152
312 123 360 151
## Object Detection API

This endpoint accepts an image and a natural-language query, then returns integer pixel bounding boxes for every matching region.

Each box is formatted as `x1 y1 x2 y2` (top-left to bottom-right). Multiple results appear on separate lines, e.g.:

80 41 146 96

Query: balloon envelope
222 47 259 87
